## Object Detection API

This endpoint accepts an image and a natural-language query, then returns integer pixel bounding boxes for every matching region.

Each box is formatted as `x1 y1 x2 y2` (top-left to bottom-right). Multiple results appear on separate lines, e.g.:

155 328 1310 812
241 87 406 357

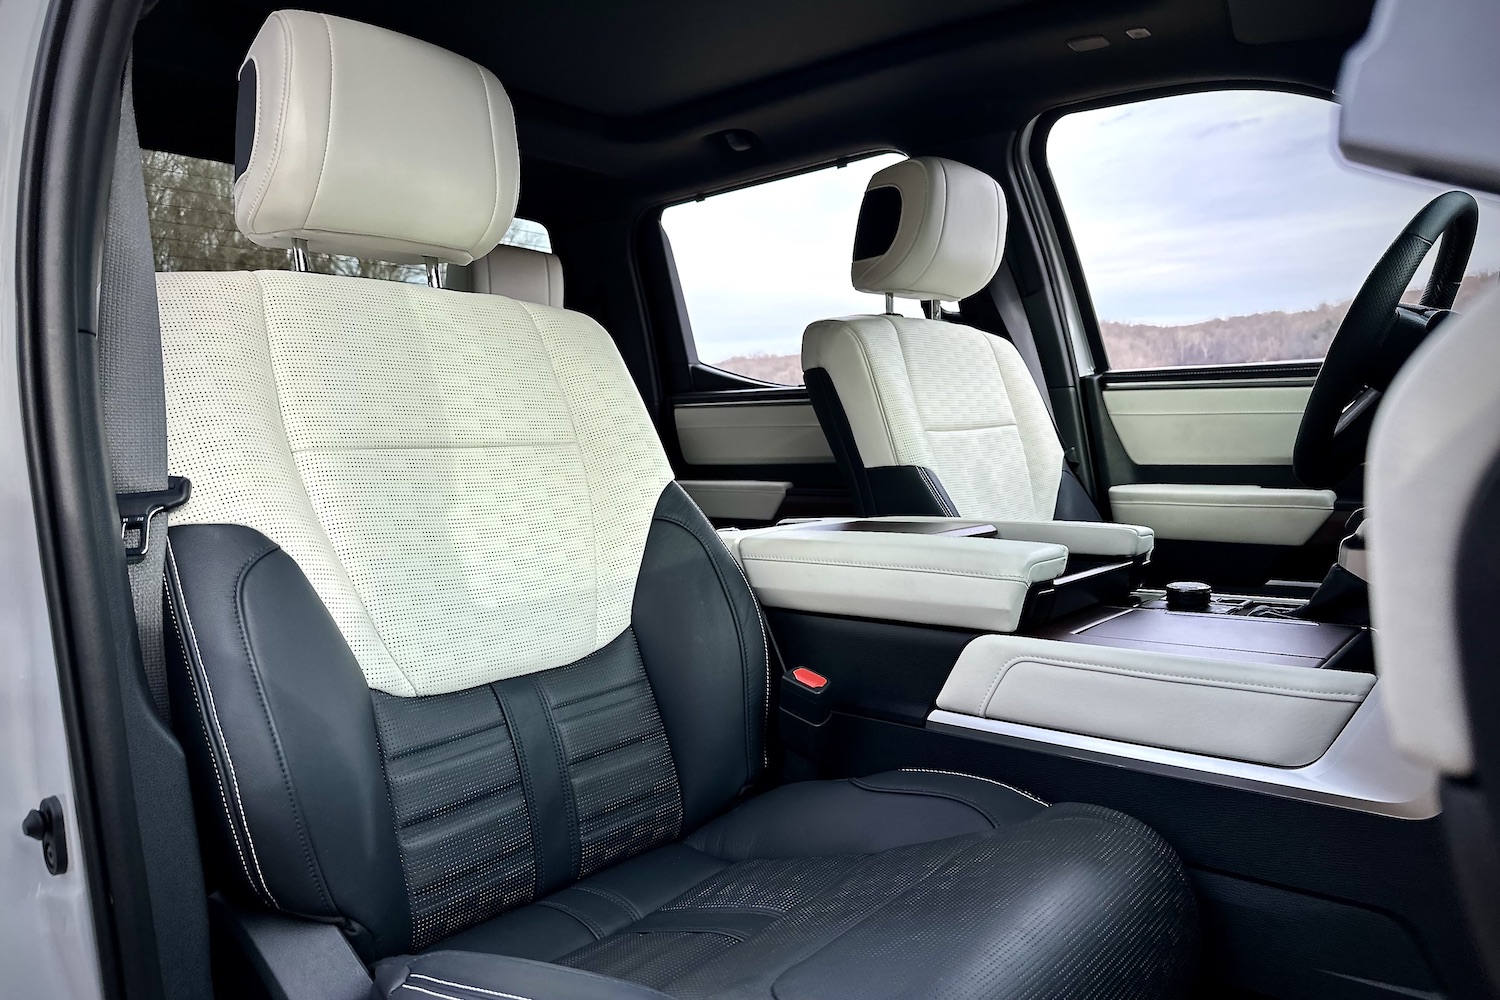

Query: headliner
133 0 1373 206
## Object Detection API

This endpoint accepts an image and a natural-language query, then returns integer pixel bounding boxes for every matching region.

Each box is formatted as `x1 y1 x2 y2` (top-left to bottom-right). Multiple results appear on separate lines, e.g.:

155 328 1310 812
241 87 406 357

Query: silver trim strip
927 685 1438 819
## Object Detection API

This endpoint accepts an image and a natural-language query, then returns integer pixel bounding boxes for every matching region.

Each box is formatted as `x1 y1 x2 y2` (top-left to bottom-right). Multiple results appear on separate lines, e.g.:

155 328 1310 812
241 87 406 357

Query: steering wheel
1293 191 1480 490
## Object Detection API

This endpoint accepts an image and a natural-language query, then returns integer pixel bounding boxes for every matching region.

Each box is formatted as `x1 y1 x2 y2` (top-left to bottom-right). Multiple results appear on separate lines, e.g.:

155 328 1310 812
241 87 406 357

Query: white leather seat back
468 244 565 306
803 314 1062 520
159 11 671 697
802 156 1064 521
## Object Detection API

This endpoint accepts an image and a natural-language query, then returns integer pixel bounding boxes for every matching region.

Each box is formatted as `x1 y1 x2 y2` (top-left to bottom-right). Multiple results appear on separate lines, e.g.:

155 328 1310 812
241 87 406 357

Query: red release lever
791 667 828 690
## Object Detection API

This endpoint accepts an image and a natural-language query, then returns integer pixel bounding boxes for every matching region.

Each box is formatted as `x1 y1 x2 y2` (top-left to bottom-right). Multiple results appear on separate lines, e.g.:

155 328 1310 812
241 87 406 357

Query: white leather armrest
734 529 1068 633
981 519 1153 558
1108 483 1337 546
842 516 1152 558
937 634 1375 767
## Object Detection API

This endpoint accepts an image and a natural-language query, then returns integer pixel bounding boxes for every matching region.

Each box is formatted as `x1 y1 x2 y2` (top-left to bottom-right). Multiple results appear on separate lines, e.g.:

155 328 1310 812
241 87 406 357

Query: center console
722 513 1384 777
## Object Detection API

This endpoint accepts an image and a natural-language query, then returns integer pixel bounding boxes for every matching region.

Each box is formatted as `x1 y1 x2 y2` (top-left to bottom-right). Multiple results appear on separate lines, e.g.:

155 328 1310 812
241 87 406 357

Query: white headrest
471 245 565 307
233 10 518 265
851 156 1007 301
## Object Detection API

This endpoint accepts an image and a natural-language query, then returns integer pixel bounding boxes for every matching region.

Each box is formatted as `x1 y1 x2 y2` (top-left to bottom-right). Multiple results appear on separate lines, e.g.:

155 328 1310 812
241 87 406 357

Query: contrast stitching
233 543 336 912
917 466 958 517
662 500 770 772
849 774 1005 826
896 768 1049 806
167 544 279 906
399 985 469 1000
166 561 258 900
409 975 532 1000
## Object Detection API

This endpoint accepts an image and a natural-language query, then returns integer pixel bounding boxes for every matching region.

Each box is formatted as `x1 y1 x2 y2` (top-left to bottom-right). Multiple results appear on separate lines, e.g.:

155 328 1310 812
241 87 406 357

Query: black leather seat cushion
376 771 1197 999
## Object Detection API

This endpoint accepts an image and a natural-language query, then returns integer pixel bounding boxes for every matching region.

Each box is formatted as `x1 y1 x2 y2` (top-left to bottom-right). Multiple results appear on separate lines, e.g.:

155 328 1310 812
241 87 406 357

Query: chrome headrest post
884 292 895 315
424 257 443 288
290 238 311 273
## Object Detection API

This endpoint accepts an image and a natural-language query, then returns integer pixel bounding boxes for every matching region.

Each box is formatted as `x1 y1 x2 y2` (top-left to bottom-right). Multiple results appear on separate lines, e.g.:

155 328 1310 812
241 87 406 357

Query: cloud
663 153 908 362
1049 90 1500 325
663 90 1500 364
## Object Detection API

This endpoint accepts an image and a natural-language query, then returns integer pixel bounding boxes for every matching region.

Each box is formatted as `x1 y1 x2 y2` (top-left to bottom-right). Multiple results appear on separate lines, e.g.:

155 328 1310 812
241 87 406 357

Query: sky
663 89 1500 364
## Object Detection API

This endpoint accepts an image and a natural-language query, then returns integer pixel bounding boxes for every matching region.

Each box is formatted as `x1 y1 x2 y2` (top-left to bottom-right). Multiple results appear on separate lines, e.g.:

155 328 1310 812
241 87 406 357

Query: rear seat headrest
850 156 1007 301
471 245 565 307
233 10 518 265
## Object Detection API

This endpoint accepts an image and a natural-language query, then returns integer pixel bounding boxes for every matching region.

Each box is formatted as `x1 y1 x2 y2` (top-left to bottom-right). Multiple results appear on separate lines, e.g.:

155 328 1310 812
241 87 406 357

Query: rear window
661 152 913 385
142 151 549 279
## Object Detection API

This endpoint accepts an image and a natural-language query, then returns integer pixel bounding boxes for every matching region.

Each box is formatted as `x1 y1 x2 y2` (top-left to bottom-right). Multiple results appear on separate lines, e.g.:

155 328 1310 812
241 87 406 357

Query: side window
661 152 913 386
1047 90 1500 371
142 151 549 280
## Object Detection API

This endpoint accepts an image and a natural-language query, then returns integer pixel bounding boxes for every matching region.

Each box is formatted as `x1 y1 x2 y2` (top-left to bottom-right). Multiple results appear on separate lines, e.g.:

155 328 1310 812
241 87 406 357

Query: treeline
1102 271 1499 370
712 271 1500 382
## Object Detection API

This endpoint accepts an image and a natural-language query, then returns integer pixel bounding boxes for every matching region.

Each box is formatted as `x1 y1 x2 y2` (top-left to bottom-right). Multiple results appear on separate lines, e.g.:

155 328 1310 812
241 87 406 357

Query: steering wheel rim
1293 190 1480 490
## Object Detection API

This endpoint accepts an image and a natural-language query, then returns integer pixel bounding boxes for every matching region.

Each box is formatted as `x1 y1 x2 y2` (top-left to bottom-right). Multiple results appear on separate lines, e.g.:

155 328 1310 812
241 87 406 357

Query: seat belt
988 263 1055 421
99 63 188 718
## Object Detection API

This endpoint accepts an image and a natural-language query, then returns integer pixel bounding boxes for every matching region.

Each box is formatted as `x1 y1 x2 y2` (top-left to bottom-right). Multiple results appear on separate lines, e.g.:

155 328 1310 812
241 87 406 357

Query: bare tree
142 151 423 281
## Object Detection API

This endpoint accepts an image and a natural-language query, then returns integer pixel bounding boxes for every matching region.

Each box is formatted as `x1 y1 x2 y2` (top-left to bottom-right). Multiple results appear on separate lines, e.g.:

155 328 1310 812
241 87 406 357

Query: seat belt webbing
99 64 178 718
988 264 1055 422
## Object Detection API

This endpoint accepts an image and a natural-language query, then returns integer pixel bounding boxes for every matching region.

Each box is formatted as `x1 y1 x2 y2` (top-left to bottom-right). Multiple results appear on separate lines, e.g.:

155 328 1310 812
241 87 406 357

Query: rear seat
461 242 565 306
155 11 1198 998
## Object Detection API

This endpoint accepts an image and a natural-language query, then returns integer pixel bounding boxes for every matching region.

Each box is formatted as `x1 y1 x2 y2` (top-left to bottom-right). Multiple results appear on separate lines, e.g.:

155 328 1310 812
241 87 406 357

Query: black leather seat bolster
374 951 675 1000
165 523 411 957
806 366 960 518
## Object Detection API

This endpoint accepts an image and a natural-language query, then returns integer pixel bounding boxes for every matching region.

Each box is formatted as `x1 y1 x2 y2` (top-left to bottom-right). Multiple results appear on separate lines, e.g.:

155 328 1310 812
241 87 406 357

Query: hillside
712 272 1500 382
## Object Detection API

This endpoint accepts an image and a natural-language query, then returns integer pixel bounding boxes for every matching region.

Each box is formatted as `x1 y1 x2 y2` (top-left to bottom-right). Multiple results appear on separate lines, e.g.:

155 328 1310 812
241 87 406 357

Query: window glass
1047 90 1500 370
142 151 549 280
662 152 914 385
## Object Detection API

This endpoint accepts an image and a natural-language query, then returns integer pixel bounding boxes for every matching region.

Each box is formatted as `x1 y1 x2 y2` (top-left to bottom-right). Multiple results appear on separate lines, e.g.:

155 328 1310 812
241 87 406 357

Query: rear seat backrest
467 243 565 306
157 10 766 957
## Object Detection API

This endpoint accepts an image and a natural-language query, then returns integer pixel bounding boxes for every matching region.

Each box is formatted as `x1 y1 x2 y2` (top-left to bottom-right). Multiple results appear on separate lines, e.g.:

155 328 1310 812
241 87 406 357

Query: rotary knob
1165 581 1212 612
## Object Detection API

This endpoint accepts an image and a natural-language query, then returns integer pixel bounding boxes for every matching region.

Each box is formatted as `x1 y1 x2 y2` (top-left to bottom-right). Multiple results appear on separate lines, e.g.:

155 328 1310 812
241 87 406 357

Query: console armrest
936 634 1375 767
968 519 1153 559
732 528 1067 633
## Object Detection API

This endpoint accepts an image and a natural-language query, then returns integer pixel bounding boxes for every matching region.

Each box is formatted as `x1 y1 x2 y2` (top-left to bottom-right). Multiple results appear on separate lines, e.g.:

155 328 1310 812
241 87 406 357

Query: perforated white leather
803 314 1064 521
234 11 518 265
159 270 672 697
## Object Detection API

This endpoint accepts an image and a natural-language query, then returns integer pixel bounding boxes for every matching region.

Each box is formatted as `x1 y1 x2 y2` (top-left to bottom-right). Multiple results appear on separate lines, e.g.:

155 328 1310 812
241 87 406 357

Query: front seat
803 156 1102 523
156 12 1196 998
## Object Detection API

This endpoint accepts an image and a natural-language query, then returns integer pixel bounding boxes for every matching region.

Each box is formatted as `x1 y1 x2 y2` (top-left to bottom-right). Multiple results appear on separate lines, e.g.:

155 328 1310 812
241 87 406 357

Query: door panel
1085 372 1353 587
670 397 849 525
1102 383 1311 466
1108 484 1337 546
674 401 832 465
